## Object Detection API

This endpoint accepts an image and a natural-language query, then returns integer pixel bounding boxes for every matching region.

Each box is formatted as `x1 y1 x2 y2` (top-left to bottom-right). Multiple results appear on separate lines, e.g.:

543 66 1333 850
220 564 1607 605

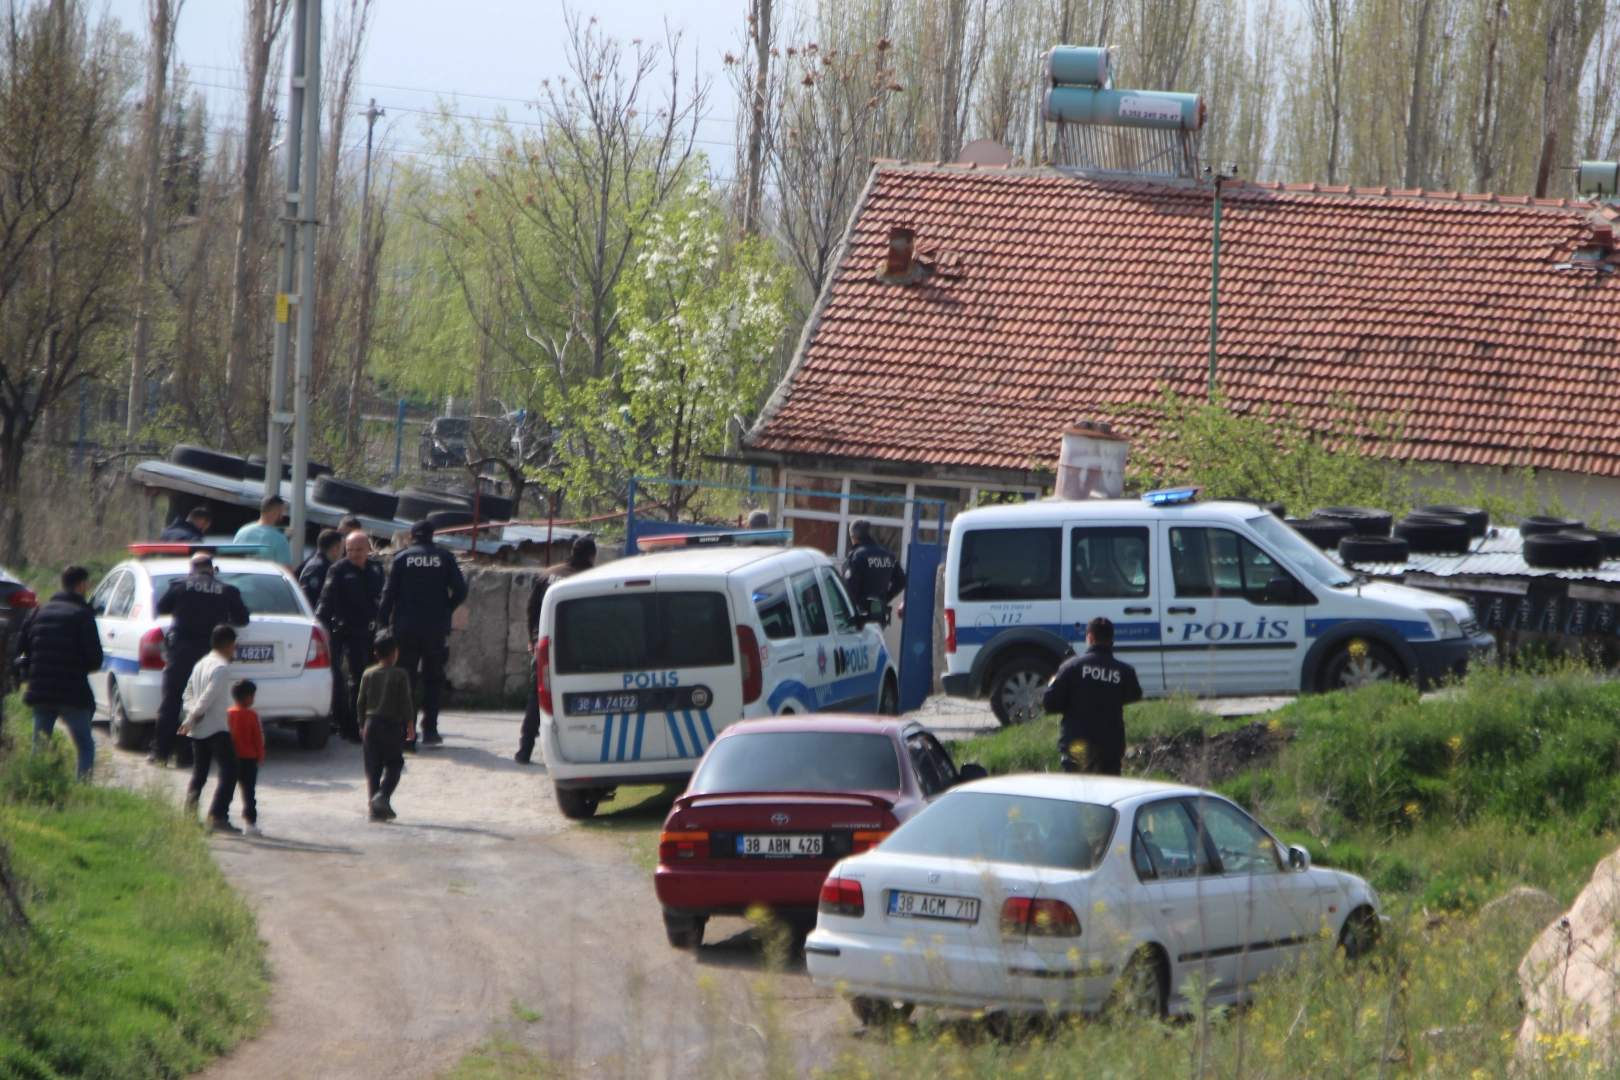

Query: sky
98 0 753 172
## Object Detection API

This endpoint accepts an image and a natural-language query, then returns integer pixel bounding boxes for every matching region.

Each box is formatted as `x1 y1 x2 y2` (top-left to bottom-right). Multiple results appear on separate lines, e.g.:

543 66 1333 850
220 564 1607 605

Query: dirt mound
1125 720 1293 786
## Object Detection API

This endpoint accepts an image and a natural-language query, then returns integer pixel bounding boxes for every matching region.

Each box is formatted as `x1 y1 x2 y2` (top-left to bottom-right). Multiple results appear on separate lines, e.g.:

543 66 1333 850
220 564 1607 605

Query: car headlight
1424 609 1464 640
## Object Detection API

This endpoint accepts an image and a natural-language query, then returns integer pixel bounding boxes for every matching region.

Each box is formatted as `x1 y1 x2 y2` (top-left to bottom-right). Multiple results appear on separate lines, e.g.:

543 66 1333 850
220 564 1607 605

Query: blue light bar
1141 485 1203 506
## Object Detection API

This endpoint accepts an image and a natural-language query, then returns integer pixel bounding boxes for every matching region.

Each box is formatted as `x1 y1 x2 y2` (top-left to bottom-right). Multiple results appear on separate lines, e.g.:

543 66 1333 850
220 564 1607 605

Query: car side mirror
1288 845 1312 871
1264 577 1306 605
955 763 988 786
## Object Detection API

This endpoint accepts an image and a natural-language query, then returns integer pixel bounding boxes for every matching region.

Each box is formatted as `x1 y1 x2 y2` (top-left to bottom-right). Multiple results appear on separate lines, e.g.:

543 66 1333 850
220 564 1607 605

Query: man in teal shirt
234 495 293 567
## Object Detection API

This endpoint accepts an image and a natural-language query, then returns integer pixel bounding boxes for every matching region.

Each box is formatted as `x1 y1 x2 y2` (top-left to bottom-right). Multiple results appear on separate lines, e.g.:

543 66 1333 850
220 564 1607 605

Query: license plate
888 890 981 923
565 692 642 715
234 644 274 663
737 834 823 858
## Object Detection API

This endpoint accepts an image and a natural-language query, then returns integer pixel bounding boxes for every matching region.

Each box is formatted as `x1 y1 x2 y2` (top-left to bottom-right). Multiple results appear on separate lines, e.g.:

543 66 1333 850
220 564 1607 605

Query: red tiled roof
748 165 1620 478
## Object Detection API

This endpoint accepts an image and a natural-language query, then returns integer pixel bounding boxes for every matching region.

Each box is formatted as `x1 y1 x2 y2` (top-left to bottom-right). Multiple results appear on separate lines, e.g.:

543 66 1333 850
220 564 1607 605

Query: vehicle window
90 571 125 616
821 569 858 634
921 733 959 788
881 792 1118 871
1132 799 1213 881
753 581 797 641
152 573 304 615
792 572 830 636
105 572 135 618
1071 526 1150 599
554 591 735 674
1169 527 1297 602
1246 514 1352 588
1196 798 1284 875
689 731 901 793
906 734 947 796
958 528 1061 601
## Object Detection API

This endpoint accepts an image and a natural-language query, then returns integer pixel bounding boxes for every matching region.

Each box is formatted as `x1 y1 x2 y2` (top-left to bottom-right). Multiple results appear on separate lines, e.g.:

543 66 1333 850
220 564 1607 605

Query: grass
0 736 268 1079
579 782 682 874
13 550 127 600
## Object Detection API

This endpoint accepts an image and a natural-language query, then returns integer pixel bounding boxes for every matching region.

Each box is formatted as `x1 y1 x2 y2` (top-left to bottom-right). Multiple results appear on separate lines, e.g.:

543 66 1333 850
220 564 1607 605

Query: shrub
1 735 73 808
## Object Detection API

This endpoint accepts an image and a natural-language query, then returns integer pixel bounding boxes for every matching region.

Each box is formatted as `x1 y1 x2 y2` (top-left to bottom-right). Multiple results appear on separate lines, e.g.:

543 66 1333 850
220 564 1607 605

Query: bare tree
742 0 775 234
1305 0 1352 183
126 0 180 447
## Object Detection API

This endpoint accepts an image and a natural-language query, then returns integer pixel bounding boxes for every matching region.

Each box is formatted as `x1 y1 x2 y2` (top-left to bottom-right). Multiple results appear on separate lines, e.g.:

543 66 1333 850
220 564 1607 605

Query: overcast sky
98 0 752 172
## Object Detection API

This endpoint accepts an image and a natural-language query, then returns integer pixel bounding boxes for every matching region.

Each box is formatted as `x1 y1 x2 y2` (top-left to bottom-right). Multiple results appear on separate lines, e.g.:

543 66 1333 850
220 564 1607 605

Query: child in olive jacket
355 633 414 821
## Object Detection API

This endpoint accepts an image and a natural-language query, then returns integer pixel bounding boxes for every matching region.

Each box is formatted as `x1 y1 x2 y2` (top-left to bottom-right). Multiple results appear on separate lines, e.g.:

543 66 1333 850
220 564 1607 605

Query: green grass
14 550 128 600
579 782 682 874
0 737 268 1079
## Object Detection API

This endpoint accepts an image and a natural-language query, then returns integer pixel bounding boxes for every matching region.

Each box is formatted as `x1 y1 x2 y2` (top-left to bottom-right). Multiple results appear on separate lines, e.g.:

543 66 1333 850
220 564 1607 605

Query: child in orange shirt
228 680 265 837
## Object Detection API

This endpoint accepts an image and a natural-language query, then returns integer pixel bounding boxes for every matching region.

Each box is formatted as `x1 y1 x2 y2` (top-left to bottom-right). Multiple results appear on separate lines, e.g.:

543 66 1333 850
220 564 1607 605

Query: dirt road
98 712 850 1079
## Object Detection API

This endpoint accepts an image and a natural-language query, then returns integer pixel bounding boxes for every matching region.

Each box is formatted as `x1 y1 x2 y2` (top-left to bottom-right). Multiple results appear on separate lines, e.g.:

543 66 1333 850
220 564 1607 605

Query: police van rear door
1060 520 1164 690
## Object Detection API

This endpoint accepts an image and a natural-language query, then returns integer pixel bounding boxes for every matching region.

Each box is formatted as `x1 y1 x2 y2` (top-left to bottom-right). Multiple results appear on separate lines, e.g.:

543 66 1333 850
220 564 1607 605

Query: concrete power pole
288 0 321 552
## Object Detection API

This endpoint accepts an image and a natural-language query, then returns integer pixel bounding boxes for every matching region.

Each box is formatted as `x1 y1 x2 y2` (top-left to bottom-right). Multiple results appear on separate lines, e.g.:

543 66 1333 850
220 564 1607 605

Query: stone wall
445 567 538 703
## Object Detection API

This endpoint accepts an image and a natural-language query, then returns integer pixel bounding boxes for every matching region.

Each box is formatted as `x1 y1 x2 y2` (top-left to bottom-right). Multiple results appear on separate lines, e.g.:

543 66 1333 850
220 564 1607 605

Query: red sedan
655 715 986 948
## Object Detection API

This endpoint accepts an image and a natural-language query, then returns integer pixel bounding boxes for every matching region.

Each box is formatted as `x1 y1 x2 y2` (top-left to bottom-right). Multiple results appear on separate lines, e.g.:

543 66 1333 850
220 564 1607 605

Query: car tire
312 476 400 521
1318 638 1404 692
1312 506 1394 537
663 909 707 949
849 996 915 1027
1107 946 1168 1019
878 674 899 716
1414 504 1489 538
169 444 248 480
1524 531 1605 570
1338 536 1411 566
988 655 1055 727
1338 906 1381 961
296 720 330 750
109 682 150 751
555 785 600 820
1286 517 1354 550
397 492 465 522
1392 514 1472 555
1520 515 1584 538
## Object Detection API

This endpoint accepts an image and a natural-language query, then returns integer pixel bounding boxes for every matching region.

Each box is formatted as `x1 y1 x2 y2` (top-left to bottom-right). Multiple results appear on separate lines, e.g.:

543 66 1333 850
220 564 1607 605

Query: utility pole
288 0 321 552
347 99 384 446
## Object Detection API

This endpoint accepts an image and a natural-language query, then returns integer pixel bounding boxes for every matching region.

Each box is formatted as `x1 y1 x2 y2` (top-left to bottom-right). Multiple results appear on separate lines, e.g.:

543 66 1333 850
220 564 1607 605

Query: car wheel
109 681 150 751
1108 945 1168 1019
849 996 915 1027
1338 906 1381 961
1319 639 1404 692
554 785 600 820
663 909 707 949
296 720 331 750
877 674 900 716
988 656 1054 727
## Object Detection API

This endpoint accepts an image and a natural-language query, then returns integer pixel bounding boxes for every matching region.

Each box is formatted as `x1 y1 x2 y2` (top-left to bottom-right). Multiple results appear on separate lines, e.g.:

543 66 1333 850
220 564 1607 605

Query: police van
536 535 901 819
941 490 1495 724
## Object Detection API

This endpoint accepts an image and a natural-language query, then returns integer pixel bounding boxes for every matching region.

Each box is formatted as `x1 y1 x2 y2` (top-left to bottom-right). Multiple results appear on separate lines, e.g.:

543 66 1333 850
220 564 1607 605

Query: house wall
1406 464 1620 527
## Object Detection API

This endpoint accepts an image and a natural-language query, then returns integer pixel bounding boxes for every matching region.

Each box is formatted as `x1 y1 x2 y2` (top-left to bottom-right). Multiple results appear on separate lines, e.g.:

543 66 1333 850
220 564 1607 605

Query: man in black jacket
842 519 907 627
514 536 595 764
15 566 104 779
151 553 251 767
378 520 468 748
298 530 344 609
1042 617 1143 776
317 530 386 743
159 507 212 543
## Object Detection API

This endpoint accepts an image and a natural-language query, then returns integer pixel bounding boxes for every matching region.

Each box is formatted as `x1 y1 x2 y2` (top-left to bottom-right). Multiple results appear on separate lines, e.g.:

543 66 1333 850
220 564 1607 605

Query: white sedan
89 555 334 751
804 774 1380 1022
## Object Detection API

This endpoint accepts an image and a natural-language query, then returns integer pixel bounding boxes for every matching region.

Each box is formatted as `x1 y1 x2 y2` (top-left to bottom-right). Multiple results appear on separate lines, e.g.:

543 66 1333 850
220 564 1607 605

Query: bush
950 696 1235 775
1 734 73 808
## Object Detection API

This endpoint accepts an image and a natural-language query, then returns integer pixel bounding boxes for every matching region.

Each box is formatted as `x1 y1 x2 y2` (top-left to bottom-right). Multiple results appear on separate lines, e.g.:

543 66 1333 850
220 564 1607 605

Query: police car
88 550 334 750
941 489 1495 723
536 534 902 819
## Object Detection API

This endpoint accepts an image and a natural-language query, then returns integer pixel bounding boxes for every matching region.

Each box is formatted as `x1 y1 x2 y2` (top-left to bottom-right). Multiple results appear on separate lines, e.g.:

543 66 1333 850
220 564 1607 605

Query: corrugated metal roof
1332 527 1620 584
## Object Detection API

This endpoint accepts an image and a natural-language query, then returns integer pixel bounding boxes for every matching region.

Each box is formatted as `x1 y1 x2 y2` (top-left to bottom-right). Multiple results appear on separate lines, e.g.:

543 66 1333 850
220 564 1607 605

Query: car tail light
9 589 35 610
818 877 865 918
536 636 552 716
305 625 331 669
944 607 956 653
1000 897 1081 938
737 624 762 705
851 830 890 854
658 830 710 862
139 627 167 670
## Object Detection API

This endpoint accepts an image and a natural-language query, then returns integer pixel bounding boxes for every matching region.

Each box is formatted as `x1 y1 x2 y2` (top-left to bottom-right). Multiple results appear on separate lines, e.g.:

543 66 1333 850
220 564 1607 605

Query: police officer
1041 617 1143 776
317 531 386 744
377 520 467 748
298 530 344 609
160 506 212 543
842 519 907 626
514 536 596 764
150 552 250 767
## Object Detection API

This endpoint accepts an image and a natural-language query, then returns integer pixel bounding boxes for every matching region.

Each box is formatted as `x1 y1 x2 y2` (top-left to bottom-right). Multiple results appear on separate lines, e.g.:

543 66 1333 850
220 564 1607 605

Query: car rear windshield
689 731 901 794
152 573 305 615
880 791 1118 870
554 591 734 674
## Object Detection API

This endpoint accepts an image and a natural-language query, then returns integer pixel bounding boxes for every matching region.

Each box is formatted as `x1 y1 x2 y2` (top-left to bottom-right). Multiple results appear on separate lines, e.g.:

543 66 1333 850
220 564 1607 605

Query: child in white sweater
179 624 242 833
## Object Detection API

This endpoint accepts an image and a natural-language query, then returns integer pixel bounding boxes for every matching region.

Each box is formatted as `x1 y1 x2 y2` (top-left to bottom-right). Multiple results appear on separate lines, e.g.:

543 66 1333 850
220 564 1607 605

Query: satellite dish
955 139 1014 167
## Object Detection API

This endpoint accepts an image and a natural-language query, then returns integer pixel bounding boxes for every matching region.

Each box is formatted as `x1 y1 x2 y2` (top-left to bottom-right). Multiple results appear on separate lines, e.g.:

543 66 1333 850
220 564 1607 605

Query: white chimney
1057 421 1129 499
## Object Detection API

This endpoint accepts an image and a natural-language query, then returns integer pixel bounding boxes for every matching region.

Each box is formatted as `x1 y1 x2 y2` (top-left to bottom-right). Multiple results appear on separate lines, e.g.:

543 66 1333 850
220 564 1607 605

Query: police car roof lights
126 542 266 559
636 529 793 552
1140 485 1203 506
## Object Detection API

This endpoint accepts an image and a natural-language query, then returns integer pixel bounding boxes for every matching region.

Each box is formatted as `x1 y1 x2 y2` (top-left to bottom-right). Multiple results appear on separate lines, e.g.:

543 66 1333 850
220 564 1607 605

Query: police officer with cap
298 530 344 609
842 519 907 627
150 552 250 766
1041 617 1143 775
316 531 385 744
377 520 467 748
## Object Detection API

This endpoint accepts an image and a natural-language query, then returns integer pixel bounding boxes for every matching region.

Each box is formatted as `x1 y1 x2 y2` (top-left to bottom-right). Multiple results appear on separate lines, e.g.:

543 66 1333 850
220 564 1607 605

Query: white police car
536 534 901 819
88 549 334 750
941 490 1494 723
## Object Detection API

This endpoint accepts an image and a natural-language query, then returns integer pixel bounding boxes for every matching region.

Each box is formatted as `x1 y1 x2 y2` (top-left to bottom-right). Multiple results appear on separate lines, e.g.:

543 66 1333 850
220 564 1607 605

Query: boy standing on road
1042 617 1143 776
180 625 243 833
228 679 264 837
356 633 414 822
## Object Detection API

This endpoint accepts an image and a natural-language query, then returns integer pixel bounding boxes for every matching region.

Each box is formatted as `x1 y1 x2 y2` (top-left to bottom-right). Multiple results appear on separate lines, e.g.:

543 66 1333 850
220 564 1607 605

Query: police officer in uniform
514 536 596 764
150 552 250 767
160 506 212 543
842 519 907 626
377 520 467 748
298 530 344 609
1041 617 1143 776
316 531 386 743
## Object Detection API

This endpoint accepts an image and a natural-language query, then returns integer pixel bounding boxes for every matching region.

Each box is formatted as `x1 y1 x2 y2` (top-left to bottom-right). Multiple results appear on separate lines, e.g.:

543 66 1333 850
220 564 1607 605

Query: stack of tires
1519 515 1619 571
311 476 399 521
397 485 514 528
244 454 334 482
1284 516 1354 550
170 444 248 480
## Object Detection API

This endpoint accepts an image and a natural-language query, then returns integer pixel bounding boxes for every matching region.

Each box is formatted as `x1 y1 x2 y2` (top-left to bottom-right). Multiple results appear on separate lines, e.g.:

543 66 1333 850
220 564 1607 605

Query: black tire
1414 504 1489 538
397 492 465 522
469 492 514 521
109 681 150 751
1393 514 1472 555
988 655 1055 727
1318 638 1405 691
1523 531 1605 570
878 673 899 716
244 454 333 482
308 461 334 479
1313 506 1393 537
663 909 707 949
1338 906 1381 961
1107 946 1168 1019
427 509 489 531
555 785 600 820
1520 515 1584 538
1250 500 1286 518
312 476 400 520
1592 531 1620 560
1338 536 1411 565
242 457 266 481
170 444 248 480
1286 516 1354 550
296 719 330 750
849 996 915 1027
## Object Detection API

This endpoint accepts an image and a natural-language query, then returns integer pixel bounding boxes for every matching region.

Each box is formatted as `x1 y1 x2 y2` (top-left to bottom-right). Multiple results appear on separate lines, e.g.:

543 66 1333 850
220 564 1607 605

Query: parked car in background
88 553 333 751
805 775 1381 1025
0 567 36 693
654 716 987 948
419 417 471 470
